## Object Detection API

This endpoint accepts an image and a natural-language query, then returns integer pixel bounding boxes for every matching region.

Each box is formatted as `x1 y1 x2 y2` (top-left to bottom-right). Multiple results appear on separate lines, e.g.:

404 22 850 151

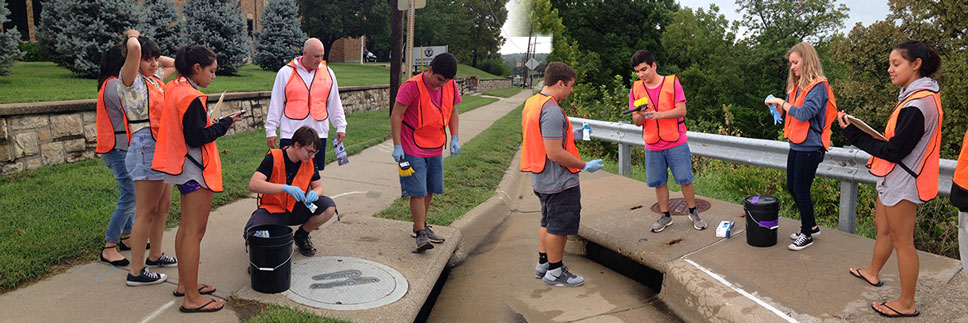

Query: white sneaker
542 266 585 287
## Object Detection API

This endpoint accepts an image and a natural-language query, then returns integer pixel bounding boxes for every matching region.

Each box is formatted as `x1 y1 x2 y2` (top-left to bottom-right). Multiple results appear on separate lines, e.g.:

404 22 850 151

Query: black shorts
535 186 581 236
244 195 337 235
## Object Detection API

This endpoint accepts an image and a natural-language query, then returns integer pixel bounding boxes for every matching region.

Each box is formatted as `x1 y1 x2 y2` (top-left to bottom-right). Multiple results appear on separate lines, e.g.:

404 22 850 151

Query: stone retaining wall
0 78 511 175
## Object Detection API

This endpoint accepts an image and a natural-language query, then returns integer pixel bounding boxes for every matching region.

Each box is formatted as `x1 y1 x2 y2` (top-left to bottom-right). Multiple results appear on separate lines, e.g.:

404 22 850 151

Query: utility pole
389 0 404 112
405 0 415 78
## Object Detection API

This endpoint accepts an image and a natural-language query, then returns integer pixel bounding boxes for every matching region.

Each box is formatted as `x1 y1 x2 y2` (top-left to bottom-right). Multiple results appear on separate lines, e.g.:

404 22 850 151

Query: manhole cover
287 256 408 310
649 198 711 215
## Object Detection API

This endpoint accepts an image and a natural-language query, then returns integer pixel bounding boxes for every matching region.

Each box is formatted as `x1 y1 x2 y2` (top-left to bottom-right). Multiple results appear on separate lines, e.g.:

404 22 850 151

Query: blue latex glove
304 190 319 204
583 159 604 173
282 185 306 202
392 145 404 162
450 135 461 156
765 95 782 125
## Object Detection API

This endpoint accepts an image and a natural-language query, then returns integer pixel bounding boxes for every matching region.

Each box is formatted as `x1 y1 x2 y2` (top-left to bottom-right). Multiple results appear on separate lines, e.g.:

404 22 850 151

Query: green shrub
17 41 47 62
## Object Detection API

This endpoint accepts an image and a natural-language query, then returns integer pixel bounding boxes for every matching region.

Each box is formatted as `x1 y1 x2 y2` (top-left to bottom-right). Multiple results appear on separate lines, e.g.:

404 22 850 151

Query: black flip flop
849 268 883 287
178 298 223 313
872 302 920 318
173 284 216 297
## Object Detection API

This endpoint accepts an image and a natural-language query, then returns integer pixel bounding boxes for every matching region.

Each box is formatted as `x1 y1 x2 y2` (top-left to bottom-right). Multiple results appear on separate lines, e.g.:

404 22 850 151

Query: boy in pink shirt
628 49 706 233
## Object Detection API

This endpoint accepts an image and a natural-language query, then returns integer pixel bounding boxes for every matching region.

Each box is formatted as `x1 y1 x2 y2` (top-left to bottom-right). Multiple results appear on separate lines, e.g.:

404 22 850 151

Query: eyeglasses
306 148 318 156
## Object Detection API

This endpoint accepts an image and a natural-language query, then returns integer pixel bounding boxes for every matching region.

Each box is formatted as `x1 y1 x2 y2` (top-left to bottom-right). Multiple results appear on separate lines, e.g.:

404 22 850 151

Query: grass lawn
374 104 523 226
0 62 502 104
0 95 497 293
481 87 526 98
241 303 350 323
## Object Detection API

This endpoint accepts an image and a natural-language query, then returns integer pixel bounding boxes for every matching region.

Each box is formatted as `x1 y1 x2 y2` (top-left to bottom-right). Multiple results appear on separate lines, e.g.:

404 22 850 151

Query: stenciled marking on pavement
331 191 368 199
90 267 117 281
684 259 798 323
139 299 175 323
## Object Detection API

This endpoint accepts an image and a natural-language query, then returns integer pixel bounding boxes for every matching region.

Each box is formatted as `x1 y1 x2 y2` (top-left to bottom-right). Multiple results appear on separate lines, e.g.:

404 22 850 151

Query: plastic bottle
582 123 591 141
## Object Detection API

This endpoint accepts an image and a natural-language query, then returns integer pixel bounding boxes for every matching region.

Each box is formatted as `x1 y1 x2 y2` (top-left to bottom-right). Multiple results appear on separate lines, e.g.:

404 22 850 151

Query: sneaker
788 234 814 251
535 262 549 279
542 266 585 287
410 225 445 243
790 227 821 240
651 216 673 233
126 267 167 286
688 210 707 230
145 253 177 267
293 232 317 257
415 230 434 253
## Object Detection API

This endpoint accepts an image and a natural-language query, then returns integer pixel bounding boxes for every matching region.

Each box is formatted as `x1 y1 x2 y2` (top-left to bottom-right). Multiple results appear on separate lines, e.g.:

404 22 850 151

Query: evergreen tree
0 0 24 76
140 0 182 56
181 0 251 75
253 0 306 71
36 0 146 77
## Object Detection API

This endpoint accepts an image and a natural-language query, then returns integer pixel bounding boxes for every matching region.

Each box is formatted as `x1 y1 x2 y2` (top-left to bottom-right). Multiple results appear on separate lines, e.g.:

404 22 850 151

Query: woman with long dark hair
96 44 134 266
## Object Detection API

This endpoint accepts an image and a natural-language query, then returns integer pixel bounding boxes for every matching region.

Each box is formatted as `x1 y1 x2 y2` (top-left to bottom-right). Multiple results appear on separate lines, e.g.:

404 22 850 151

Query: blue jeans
102 149 135 243
400 153 444 197
787 148 825 235
644 143 694 188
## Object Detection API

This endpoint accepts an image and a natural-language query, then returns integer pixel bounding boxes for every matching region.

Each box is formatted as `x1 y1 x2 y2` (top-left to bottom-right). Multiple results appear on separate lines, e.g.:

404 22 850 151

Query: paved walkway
0 90 531 323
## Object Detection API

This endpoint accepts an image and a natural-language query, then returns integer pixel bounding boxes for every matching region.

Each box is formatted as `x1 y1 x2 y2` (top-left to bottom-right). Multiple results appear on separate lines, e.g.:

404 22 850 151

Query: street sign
525 58 540 71
413 45 448 66
397 0 426 10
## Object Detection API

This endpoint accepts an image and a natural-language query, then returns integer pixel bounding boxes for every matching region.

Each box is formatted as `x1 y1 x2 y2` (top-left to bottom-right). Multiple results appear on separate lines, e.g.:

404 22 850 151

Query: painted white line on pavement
140 299 175 323
684 259 798 323
331 191 368 199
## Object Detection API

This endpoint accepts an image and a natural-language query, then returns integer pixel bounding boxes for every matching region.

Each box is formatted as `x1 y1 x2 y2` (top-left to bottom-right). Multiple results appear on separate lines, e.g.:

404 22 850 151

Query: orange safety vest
95 76 132 153
632 75 684 144
283 59 331 121
953 128 968 191
151 77 224 192
401 73 455 149
126 74 165 139
867 90 943 201
520 93 581 173
257 148 316 213
782 78 838 150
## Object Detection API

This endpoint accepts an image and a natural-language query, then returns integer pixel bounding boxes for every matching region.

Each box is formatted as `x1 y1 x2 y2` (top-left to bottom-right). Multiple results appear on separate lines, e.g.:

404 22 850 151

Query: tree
180 0 251 75
0 0 23 76
297 0 377 61
140 0 182 56
412 0 468 53
36 0 146 77
253 0 307 71
457 0 506 67
735 0 848 44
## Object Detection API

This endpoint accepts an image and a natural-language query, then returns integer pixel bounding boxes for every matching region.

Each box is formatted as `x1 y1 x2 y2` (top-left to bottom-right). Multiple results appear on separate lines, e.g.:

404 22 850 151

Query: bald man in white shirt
266 38 347 170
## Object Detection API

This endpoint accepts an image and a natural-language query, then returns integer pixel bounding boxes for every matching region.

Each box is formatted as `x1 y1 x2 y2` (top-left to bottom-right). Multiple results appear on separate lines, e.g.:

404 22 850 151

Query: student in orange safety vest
152 45 242 313
521 62 603 287
764 42 838 251
96 44 136 267
949 123 968 282
265 38 347 170
245 126 338 257
628 49 707 234
390 53 463 253
117 29 179 287
838 40 943 318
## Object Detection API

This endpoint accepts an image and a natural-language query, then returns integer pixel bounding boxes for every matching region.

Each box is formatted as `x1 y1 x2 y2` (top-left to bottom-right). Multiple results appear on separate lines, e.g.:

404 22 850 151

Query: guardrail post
838 180 858 233
618 143 631 177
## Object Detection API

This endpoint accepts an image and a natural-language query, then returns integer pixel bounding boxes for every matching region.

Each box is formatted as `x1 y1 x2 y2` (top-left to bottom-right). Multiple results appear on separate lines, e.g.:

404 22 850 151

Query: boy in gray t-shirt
520 62 603 287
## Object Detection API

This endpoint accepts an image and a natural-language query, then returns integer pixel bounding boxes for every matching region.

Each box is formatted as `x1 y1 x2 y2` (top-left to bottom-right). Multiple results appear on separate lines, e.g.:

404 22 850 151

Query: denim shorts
536 186 582 236
400 153 444 197
645 142 694 188
125 129 165 181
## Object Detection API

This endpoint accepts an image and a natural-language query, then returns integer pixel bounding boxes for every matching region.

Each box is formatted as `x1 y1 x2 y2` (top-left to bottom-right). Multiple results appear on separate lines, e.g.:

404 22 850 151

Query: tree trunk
322 38 335 62
389 0 404 113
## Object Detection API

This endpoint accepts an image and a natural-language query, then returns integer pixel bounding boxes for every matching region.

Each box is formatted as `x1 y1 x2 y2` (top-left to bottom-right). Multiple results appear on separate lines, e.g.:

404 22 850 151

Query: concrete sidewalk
574 170 968 322
0 90 530 323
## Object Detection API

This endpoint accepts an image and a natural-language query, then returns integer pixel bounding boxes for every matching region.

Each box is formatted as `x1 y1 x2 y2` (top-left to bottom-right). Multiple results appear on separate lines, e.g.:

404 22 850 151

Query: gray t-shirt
102 78 128 150
530 99 580 193
876 77 940 206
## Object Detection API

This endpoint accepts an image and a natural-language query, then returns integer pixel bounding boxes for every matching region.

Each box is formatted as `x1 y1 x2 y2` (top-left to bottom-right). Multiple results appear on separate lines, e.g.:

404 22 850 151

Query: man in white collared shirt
266 38 347 170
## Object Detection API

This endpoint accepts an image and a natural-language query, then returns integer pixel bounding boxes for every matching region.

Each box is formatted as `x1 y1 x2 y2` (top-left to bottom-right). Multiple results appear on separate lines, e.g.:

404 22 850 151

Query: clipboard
207 91 226 121
845 114 887 141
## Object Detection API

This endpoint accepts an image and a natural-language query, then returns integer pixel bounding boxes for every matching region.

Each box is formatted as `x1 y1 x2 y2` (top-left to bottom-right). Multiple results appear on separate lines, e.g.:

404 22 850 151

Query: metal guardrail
569 117 957 233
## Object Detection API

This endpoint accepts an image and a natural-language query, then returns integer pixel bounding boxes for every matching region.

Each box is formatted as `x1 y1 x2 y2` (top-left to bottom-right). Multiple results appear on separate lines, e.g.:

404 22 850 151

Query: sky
499 0 892 55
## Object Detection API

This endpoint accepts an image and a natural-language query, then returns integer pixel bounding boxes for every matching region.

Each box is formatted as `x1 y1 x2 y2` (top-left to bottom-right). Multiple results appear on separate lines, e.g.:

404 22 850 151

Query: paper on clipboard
207 91 226 120
845 114 887 141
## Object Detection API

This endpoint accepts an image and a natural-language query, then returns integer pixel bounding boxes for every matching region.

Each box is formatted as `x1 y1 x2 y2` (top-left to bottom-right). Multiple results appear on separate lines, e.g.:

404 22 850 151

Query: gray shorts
535 186 581 236
244 196 337 235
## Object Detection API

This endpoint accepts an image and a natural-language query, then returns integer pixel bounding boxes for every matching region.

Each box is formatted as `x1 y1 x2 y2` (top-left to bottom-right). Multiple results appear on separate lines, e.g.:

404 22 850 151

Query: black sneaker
790 227 821 240
788 234 814 251
294 232 317 257
145 253 177 267
409 225 445 243
126 267 167 286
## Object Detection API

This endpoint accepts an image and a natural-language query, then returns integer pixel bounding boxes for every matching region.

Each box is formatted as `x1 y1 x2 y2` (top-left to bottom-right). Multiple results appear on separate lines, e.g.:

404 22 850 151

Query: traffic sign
525 58 540 71
398 0 426 10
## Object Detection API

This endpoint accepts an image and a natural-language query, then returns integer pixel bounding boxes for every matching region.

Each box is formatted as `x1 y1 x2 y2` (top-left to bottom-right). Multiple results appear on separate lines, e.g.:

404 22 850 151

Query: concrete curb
448 151 526 267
